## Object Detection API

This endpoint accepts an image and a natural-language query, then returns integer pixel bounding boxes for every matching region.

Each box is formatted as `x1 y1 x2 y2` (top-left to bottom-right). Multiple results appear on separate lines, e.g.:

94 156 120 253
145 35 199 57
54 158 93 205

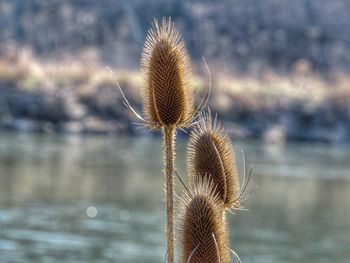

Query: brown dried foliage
179 180 230 263
187 112 240 208
140 17 193 128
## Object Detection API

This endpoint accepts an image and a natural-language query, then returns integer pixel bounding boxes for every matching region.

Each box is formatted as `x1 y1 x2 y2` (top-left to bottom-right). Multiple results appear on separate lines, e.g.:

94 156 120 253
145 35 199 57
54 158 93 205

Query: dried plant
139 17 194 263
112 16 246 263
178 179 230 263
140 17 193 129
187 111 241 209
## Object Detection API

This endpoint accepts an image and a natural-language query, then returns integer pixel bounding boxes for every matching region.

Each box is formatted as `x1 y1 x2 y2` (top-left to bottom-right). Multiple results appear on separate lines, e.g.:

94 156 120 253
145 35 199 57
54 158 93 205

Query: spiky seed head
178 179 230 263
187 111 240 208
140 17 193 128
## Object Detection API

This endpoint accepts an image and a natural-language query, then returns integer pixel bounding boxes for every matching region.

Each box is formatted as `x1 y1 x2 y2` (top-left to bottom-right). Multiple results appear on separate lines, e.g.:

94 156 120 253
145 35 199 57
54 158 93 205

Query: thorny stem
163 125 175 263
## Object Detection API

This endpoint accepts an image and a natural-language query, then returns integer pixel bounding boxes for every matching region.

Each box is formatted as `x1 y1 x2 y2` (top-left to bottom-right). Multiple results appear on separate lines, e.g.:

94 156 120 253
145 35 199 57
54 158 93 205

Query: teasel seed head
187 111 240 208
178 178 230 263
140 17 193 128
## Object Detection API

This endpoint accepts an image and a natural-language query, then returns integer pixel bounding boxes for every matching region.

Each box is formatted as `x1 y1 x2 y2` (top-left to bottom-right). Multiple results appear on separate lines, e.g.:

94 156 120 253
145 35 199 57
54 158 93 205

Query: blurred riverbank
0 47 349 143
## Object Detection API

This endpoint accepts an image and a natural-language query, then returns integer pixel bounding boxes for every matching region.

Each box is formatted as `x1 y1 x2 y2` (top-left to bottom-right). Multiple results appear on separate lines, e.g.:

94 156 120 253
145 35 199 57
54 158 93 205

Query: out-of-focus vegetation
1 0 350 73
0 45 349 142
0 0 349 142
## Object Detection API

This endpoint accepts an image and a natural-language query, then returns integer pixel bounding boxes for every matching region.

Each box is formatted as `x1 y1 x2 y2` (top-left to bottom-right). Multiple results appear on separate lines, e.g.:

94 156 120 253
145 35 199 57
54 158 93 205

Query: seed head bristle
140 17 193 128
187 111 240 208
178 178 230 263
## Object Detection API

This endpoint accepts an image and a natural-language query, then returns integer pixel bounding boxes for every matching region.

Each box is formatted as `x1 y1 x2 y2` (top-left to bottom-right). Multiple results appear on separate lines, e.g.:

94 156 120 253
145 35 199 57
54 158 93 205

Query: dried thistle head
187 111 240 208
178 179 230 263
140 17 193 128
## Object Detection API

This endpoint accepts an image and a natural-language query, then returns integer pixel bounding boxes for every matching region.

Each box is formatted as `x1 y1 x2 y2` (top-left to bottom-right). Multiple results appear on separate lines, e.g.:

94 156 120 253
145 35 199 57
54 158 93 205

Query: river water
0 132 349 263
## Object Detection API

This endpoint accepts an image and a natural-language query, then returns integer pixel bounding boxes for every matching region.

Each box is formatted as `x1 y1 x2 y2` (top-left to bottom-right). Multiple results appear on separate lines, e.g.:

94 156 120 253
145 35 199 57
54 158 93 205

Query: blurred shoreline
0 47 349 143
1 0 350 143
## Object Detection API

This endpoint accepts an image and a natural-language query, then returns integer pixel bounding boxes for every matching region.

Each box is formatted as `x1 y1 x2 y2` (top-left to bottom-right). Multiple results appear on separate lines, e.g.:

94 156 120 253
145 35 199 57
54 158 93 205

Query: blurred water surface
0 132 349 263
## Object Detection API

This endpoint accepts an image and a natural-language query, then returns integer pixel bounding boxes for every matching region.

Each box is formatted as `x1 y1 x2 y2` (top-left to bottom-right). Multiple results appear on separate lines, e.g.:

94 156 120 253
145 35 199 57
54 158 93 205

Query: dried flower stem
164 125 175 263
